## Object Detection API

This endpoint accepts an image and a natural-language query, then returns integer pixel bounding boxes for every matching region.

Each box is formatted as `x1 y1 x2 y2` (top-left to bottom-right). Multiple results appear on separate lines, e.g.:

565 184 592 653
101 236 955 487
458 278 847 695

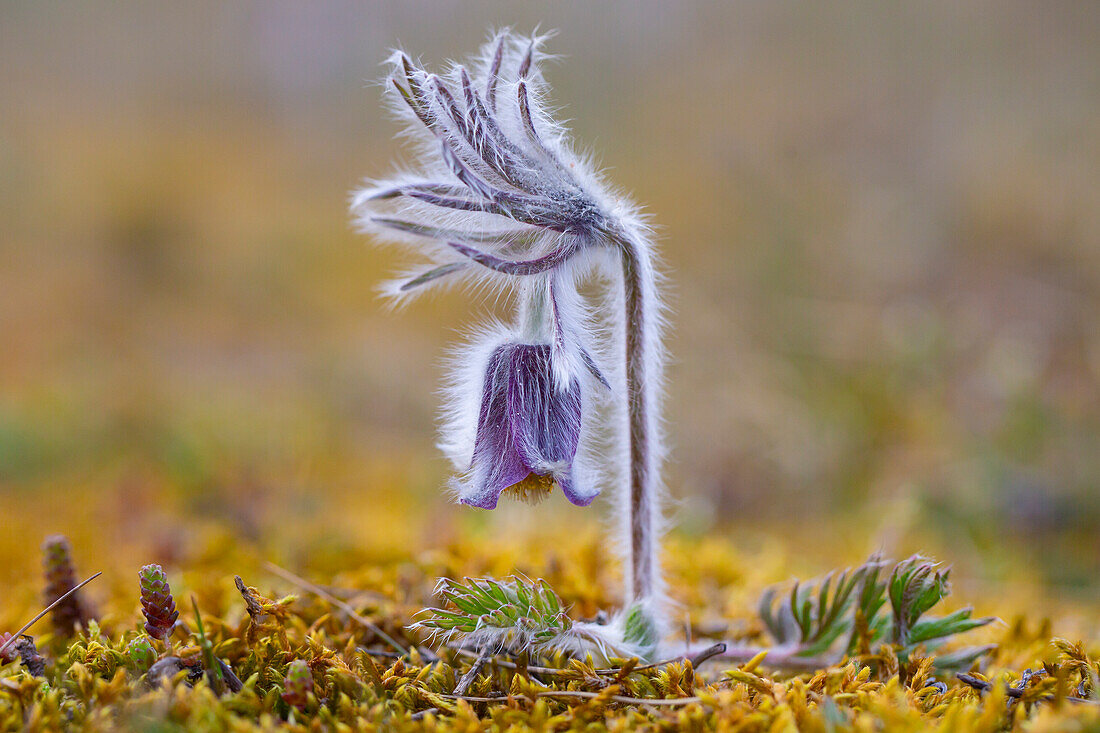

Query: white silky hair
436 310 605 509
349 29 631 308
435 317 512 473
585 229 673 644
350 28 672 649
350 33 561 294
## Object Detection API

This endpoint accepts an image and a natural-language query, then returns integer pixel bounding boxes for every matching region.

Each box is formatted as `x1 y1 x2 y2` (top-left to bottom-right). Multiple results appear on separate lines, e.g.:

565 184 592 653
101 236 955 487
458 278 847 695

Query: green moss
2 531 1098 731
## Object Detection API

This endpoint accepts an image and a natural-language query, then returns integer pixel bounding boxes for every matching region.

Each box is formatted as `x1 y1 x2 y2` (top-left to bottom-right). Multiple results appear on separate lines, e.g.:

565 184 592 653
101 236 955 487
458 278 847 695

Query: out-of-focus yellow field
2 2 1098 593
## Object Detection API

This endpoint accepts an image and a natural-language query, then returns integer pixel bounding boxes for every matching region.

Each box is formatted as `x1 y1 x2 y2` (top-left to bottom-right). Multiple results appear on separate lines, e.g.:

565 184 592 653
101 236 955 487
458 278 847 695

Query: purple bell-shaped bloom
459 342 594 509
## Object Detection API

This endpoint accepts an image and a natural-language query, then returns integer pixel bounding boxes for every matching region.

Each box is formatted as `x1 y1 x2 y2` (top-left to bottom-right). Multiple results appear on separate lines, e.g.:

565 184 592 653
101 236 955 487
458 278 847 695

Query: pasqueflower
353 30 669 650
457 341 595 509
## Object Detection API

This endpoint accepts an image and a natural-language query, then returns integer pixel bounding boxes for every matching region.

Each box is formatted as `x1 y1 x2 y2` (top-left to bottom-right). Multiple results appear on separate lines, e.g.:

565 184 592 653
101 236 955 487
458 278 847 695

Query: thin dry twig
359 646 440 663
539 690 704 706
437 690 705 707
956 673 1099 706
264 561 407 656
0 572 102 658
689 642 728 669
717 644 839 672
450 647 580 677
609 657 638 687
450 642 733 678
453 647 492 696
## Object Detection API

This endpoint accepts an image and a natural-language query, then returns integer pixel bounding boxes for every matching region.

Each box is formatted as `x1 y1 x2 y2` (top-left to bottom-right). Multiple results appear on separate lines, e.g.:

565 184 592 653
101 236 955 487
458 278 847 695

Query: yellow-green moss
2 527 1098 732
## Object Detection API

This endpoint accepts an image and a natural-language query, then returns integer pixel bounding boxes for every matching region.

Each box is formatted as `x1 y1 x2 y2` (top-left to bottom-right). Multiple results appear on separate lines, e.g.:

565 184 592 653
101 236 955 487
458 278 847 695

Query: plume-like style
351 30 631 302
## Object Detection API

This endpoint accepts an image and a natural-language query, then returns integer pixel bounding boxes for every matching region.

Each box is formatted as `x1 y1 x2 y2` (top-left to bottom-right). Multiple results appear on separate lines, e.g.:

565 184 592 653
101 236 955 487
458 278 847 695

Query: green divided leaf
758 553 995 672
622 602 660 661
413 575 574 656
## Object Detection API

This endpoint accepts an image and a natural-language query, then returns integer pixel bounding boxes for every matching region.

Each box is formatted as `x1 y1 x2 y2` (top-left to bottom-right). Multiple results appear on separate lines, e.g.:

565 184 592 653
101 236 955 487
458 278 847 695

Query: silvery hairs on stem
351 29 669 657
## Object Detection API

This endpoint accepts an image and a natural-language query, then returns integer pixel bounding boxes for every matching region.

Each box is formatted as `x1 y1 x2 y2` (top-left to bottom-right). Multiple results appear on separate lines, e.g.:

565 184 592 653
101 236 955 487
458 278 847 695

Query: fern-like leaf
413 575 629 660
757 554 994 672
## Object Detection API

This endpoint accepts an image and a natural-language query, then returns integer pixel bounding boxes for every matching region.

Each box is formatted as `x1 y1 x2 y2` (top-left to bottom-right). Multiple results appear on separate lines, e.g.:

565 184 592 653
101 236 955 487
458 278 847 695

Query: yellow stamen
502 473 555 504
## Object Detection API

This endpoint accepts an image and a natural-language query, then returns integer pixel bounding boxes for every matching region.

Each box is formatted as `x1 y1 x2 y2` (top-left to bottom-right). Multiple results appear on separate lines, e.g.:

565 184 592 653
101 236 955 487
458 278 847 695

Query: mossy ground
1 480 1097 732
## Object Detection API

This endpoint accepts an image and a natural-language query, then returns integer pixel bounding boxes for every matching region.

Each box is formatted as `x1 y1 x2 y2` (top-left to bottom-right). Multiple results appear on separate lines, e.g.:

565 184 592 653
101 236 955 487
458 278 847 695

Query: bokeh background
1 2 1098 614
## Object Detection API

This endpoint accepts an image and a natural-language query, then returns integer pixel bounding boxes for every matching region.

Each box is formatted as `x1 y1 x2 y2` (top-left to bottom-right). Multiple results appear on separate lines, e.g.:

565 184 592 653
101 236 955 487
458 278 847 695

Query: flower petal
506 345 582 471
459 345 533 509
554 468 598 508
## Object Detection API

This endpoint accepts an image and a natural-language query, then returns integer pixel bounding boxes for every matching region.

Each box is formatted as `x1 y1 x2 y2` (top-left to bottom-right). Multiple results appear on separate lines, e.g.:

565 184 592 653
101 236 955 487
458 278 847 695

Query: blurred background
1 2 1098 611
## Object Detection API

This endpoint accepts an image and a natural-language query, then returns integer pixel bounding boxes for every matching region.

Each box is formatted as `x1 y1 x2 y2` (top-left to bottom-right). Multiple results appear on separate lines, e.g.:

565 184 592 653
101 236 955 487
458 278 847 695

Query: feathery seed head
351 30 653 517
351 30 638 303
352 31 628 513
354 30 669 648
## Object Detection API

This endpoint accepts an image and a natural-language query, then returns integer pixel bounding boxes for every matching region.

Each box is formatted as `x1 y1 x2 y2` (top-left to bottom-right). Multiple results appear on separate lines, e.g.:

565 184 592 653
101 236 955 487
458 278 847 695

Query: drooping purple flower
458 342 594 509
353 31 671 652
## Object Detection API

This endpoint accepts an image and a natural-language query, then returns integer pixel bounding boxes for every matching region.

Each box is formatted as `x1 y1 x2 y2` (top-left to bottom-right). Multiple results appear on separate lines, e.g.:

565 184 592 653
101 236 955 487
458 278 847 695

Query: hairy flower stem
616 232 661 609
518 279 551 342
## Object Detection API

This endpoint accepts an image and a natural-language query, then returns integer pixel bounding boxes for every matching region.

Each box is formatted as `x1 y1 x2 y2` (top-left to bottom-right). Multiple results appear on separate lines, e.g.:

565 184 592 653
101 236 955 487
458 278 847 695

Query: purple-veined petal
459 345 533 509
506 345 582 473
458 342 597 509
555 468 598 507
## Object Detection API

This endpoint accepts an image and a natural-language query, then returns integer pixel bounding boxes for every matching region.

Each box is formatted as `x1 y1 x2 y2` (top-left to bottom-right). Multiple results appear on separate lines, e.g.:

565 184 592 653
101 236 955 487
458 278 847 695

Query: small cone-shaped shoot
139 564 179 647
0 633 17 665
0 633 45 676
42 534 92 637
282 660 313 711
127 635 158 674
